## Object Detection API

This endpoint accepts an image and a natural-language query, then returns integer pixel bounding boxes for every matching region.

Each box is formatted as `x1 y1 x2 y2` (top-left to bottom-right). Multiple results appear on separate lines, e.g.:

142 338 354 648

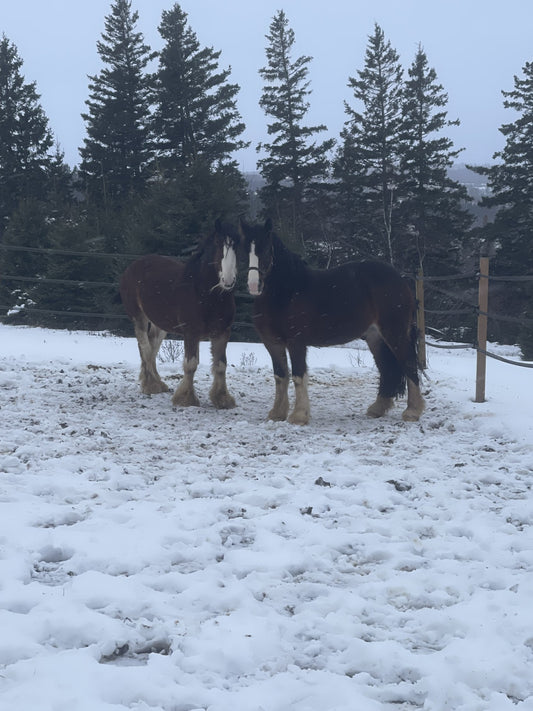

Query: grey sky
2 0 532 170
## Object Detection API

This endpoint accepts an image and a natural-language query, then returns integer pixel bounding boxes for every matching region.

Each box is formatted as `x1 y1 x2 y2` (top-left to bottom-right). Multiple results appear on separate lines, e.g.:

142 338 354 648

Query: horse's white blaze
219 238 237 290
248 241 261 295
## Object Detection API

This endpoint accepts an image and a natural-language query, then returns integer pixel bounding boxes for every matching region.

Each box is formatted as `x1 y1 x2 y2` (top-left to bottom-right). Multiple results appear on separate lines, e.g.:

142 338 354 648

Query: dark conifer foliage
79 0 155 205
470 59 533 356
0 34 54 234
137 2 248 256
258 10 334 254
152 3 248 172
0 34 61 320
398 45 472 275
334 24 404 265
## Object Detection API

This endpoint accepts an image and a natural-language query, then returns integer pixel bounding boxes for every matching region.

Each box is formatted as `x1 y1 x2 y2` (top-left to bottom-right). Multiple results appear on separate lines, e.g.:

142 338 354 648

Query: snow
1 323 532 711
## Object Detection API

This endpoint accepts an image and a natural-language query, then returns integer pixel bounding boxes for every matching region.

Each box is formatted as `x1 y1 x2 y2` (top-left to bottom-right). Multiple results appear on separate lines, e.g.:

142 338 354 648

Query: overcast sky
2 0 532 171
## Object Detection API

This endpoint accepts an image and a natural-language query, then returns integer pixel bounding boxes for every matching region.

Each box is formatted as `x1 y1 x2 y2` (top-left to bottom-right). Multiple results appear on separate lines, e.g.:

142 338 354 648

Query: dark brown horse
239 219 425 424
120 220 239 409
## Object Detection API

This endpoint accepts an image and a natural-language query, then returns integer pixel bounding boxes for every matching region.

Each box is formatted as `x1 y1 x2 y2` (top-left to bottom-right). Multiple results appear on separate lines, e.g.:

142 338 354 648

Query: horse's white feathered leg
289 374 310 425
135 321 169 394
402 378 425 421
269 374 290 421
172 353 200 407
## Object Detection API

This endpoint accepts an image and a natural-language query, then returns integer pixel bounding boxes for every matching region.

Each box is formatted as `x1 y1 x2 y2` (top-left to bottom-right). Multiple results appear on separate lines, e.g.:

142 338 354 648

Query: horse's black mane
185 224 224 276
268 231 310 299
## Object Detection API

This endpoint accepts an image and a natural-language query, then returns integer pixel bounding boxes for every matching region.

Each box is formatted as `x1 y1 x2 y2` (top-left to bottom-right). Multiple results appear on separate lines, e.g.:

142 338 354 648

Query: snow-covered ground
1 324 532 711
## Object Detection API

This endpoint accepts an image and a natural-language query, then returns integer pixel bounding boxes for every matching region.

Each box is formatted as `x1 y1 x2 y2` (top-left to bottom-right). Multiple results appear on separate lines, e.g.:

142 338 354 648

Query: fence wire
1 243 532 368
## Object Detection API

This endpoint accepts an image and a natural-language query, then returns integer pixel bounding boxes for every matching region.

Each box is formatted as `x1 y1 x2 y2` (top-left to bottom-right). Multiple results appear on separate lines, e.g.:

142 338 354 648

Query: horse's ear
264 217 273 234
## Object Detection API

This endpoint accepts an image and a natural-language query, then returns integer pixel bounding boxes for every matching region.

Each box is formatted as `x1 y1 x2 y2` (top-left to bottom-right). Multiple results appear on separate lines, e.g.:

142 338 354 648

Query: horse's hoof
288 411 309 425
212 393 236 409
366 406 383 418
402 408 421 422
172 392 200 407
366 396 394 418
268 410 288 422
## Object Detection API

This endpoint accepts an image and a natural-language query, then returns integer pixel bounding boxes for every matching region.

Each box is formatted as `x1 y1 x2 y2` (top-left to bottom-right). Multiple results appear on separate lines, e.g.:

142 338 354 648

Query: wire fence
415 265 533 370
1 242 532 370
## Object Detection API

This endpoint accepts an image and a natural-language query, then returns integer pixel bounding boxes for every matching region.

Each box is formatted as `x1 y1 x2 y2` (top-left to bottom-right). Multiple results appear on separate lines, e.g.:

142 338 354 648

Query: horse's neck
186 249 218 290
269 235 308 295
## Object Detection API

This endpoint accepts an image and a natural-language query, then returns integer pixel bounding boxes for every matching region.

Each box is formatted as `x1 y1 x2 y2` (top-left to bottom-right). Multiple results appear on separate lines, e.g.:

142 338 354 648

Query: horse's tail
376 320 420 399
405 321 421 386
378 342 407 398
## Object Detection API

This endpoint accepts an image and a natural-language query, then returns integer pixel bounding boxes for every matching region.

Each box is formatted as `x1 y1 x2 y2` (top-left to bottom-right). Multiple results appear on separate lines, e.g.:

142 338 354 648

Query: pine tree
258 10 334 253
334 24 403 265
142 2 248 256
398 45 472 275
79 0 155 206
0 34 54 235
471 59 533 356
152 3 248 171
475 60 533 274
0 34 56 320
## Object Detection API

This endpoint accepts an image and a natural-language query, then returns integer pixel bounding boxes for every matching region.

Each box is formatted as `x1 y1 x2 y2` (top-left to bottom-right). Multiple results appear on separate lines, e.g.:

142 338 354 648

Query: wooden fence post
475 256 490 403
415 267 427 370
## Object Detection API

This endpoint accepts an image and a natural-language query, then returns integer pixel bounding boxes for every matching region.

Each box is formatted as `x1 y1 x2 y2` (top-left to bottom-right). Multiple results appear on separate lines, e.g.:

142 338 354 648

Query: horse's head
238 218 274 296
213 218 239 291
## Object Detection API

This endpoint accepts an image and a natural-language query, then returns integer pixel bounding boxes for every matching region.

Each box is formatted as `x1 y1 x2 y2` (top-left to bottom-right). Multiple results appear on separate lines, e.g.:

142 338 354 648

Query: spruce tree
471 59 533 357
0 34 54 235
143 2 248 255
79 0 155 206
398 45 472 275
0 34 55 320
334 24 403 265
153 3 248 171
258 10 334 253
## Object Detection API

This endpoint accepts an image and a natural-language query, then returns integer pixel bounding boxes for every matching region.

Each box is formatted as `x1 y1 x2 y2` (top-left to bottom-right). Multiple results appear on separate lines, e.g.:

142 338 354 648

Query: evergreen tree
152 3 248 171
0 34 56 320
334 24 403 265
0 34 54 235
398 45 472 275
79 0 155 206
142 2 248 256
471 59 533 357
258 10 334 253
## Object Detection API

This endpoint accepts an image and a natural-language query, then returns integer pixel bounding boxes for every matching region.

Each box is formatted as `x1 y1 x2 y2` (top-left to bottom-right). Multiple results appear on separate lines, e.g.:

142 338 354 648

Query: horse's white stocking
402 379 425 421
269 374 290 421
135 323 168 394
172 355 200 407
288 374 310 425
209 359 236 409
366 395 394 418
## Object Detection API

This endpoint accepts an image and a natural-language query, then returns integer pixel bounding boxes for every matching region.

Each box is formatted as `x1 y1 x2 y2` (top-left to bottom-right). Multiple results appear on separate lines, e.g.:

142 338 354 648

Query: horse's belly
287 309 364 346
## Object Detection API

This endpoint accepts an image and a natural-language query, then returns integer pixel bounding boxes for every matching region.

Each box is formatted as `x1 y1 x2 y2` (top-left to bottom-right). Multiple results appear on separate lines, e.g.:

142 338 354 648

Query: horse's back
260 258 415 347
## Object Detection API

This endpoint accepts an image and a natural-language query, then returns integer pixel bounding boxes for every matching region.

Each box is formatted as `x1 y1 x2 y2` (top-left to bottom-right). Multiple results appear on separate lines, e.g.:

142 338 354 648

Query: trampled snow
1 324 532 710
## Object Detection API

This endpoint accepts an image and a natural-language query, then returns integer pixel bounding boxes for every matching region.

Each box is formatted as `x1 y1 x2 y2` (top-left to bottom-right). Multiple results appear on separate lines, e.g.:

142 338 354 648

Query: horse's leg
365 325 396 418
209 330 236 409
264 341 290 421
288 343 310 425
402 378 425 421
172 337 200 407
133 317 169 394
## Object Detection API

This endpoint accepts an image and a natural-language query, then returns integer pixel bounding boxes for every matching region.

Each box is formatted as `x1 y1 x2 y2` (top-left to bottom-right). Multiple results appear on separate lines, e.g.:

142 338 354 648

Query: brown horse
239 219 425 424
120 220 239 409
